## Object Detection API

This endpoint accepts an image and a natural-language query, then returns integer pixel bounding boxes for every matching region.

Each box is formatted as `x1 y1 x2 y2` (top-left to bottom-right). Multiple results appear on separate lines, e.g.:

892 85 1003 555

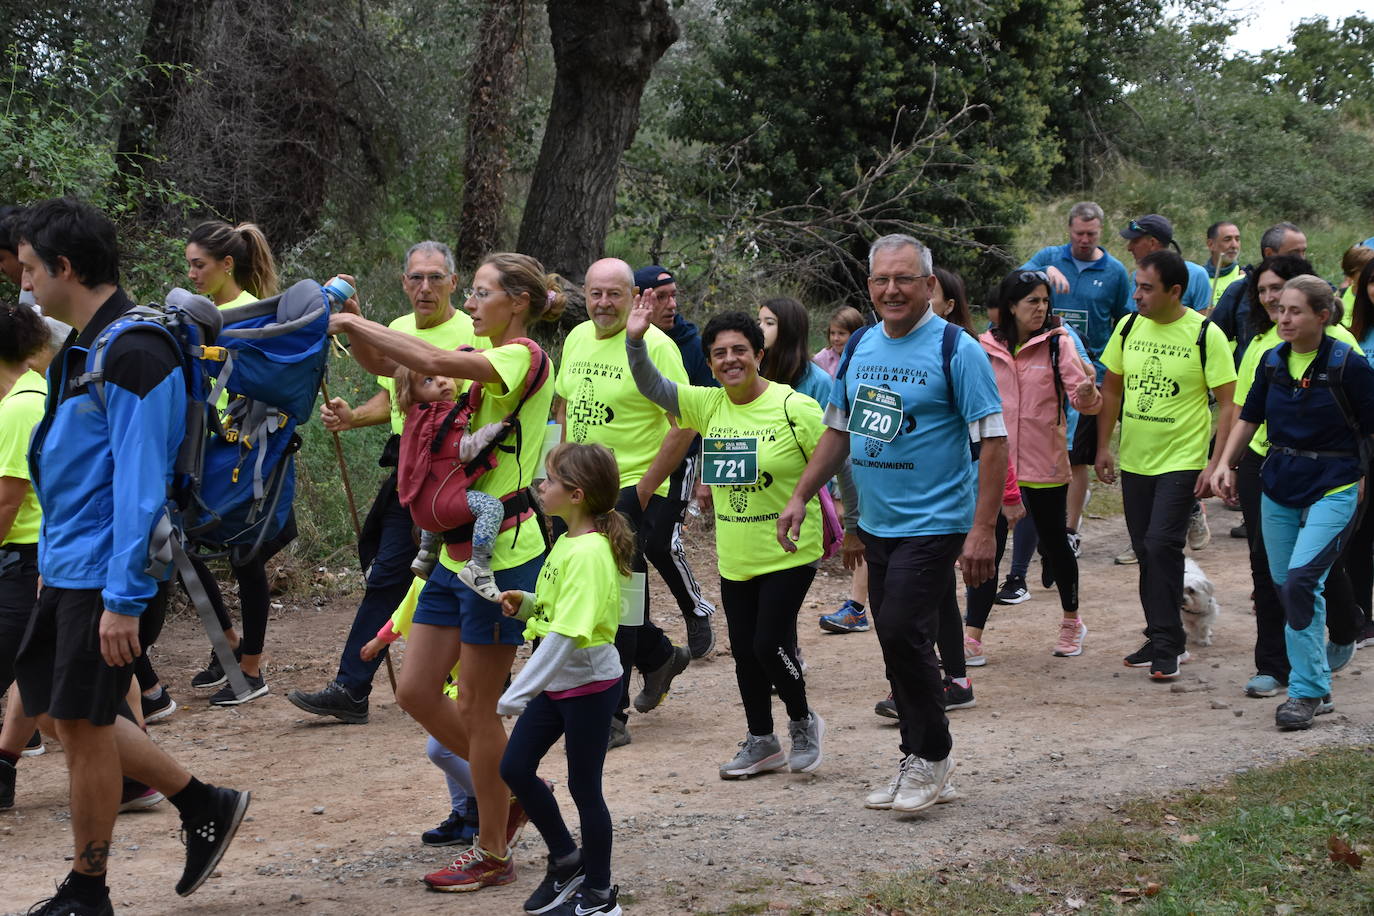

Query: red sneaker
423 845 515 892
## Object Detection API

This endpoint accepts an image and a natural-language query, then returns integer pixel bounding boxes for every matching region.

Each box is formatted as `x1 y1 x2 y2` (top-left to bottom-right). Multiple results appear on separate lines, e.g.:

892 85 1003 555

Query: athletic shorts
1068 411 1098 467
413 554 543 645
0 544 39 690
15 585 136 726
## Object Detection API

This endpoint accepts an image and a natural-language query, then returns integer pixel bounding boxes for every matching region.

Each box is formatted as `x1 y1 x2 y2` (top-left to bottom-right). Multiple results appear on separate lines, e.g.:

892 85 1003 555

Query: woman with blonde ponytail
493 443 630 916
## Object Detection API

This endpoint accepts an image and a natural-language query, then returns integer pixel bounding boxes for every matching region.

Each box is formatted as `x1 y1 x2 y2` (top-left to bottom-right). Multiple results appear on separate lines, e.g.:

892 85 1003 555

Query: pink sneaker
1052 617 1087 657
963 635 986 667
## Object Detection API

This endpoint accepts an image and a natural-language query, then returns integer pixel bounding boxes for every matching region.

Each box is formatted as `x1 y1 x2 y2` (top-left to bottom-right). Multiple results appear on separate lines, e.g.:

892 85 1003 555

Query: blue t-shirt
795 360 832 407
1124 260 1212 314
1022 244 1133 373
1361 328 1374 364
829 312 1003 537
1060 323 1092 443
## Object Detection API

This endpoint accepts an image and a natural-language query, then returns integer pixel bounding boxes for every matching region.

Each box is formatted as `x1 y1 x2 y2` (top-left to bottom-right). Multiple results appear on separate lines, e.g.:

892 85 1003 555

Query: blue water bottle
322 276 355 306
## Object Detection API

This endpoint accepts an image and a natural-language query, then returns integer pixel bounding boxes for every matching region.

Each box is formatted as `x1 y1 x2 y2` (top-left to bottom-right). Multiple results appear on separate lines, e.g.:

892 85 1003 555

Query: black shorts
15 585 135 726
1068 411 1098 467
0 543 40 691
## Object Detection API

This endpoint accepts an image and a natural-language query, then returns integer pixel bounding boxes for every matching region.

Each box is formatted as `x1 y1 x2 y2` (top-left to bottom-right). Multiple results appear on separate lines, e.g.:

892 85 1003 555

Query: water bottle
322 276 355 306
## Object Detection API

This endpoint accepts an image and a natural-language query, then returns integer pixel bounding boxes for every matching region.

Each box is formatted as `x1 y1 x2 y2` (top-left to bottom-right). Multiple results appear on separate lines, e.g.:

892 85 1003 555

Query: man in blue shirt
778 234 1007 814
14 198 250 914
1022 201 1132 556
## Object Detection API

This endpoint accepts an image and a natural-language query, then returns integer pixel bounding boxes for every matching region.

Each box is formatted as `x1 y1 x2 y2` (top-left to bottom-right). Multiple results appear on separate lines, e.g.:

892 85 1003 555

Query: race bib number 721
701 437 759 485
846 384 903 442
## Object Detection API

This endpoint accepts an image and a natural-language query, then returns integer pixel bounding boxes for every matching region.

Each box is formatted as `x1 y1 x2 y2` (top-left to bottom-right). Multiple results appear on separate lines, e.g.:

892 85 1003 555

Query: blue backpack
81 280 332 698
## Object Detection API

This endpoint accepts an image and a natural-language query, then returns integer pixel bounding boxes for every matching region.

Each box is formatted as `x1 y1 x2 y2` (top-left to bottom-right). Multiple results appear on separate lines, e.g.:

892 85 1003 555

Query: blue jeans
336 486 418 697
1261 487 1359 700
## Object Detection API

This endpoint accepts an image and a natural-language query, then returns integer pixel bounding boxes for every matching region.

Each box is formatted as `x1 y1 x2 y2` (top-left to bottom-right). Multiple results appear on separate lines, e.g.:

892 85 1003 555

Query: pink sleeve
1003 459 1022 506
1060 333 1102 413
376 620 400 644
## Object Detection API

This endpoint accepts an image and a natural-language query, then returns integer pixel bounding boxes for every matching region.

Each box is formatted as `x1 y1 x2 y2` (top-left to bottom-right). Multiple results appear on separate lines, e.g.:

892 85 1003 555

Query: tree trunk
456 0 526 269
116 0 206 176
516 0 678 279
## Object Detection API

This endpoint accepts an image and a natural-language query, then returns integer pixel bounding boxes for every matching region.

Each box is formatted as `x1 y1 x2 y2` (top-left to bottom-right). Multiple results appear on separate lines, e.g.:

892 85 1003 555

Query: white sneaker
935 777 959 804
891 754 955 813
864 755 913 809
457 561 501 601
1187 502 1211 551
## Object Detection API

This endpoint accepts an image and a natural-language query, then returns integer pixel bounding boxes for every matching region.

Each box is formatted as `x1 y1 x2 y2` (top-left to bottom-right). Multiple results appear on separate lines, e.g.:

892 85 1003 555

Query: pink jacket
979 325 1101 485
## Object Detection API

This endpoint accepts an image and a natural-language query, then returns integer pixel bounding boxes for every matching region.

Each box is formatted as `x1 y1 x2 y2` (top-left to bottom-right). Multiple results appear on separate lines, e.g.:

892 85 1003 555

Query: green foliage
0 42 195 299
662 0 1078 299
1268 15 1374 113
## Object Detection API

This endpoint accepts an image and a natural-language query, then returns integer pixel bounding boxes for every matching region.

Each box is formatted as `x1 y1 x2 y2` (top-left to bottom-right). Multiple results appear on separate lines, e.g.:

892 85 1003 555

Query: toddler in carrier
394 367 507 600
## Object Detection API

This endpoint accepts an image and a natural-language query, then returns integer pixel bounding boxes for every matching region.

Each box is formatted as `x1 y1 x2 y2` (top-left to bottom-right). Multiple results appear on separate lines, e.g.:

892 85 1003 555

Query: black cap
1119 214 1174 245
633 265 674 291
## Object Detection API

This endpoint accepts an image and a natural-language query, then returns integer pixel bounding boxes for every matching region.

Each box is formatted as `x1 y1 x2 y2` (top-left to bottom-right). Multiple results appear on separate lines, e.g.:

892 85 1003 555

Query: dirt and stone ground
5 496 1374 915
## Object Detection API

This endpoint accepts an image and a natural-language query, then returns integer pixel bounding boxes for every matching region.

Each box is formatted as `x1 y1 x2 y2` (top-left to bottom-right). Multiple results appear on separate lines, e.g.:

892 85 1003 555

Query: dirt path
5 497 1374 915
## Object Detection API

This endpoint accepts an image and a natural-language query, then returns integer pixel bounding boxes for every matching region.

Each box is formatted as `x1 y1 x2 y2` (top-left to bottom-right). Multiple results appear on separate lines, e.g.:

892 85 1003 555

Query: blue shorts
413 554 544 645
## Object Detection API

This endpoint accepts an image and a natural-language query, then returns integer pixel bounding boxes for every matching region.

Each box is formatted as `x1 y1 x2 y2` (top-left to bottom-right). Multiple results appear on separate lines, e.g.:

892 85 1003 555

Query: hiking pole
321 278 399 695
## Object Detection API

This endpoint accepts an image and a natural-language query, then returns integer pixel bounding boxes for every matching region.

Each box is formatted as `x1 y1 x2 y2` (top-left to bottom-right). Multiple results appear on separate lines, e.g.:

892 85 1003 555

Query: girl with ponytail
494 442 630 915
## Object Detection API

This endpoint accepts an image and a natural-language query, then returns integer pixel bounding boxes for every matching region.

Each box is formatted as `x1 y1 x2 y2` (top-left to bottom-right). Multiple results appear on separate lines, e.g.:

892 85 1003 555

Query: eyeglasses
867 274 927 288
405 272 449 286
1018 270 1049 283
464 287 499 301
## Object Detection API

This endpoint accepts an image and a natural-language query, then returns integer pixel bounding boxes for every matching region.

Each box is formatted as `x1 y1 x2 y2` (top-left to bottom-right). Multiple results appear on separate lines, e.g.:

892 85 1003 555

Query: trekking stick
320 373 398 694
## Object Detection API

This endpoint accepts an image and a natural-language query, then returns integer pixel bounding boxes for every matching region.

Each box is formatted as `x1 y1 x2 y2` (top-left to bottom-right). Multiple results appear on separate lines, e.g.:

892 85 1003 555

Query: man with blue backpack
13 198 250 915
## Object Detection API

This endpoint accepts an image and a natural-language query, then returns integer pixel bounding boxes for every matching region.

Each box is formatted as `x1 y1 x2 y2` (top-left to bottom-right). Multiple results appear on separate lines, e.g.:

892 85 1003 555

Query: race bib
701 437 759 485
846 384 902 442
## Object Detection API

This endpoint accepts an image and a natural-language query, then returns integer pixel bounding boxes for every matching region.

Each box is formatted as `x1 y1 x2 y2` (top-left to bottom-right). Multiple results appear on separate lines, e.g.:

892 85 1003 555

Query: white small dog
1182 557 1220 647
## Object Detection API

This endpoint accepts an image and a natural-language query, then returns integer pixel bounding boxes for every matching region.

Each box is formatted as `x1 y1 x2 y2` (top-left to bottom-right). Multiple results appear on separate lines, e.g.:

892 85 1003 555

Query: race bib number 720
846 384 903 442
701 437 759 485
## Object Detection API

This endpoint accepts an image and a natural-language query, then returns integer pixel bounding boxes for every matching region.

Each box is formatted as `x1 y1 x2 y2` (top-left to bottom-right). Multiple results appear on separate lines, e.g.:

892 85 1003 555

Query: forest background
4 0 1374 561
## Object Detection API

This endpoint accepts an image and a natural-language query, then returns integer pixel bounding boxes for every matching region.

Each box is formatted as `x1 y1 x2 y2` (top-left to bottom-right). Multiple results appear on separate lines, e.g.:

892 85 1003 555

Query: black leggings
500 684 620 889
965 485 1078 630
1340 493 1374 628
719 564 816 737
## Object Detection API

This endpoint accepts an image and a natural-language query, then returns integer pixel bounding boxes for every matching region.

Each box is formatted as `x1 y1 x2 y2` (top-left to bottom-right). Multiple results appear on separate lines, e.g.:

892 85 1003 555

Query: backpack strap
1117 312 1139 347
1047 328 1066 424
1195 316 1212 377
834 323 874 415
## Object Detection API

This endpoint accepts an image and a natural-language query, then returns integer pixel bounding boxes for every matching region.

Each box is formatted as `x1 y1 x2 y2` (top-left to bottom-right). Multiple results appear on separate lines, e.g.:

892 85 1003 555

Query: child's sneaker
546 885 622 915
819 600 870 633
411 547 439 580
524 851 585 914
458 561 501 601
1052 617 1087 657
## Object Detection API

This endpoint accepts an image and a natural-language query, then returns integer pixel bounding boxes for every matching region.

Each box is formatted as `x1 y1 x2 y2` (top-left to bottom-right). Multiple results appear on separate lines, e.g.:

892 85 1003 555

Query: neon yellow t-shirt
214 290 260 411
438 341 555 575
1236 324 1358 457
0 369 46 544
676 381 824 581
1341 287 1356 327
555 323 687 495
523 531 621 649
378 310 478 433
1101 309 1236 475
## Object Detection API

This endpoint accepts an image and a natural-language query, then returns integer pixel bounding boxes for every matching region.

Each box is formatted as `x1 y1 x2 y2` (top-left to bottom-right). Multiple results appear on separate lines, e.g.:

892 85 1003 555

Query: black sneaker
141 690 178 724
874 693 898 719
191 646 242 690
286 681 369 724
1123 640 1154 668
209 673 269 707
176 785 251 896
22 729 45 756
422 804 478 847
942 677 976 711
633 645 690 713
684 614 715 659
524 851 586 914
994 575 1030 605
25 882 114 915
1149 652 1190 681
1275 695 1333 731
1230 522 1248 539
547 885 620 916
1 755 15 809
